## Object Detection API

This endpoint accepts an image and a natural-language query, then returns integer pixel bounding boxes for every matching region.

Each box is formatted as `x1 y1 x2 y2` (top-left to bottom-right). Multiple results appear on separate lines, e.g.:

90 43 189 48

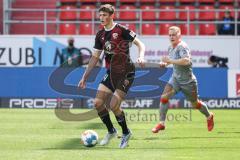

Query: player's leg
192 99 214 131
181 81 214 131
96 84 118 145
110 89 131 148
109 69 135 148
109 54 135 148
110 89 129 134
152 82 177 133
95 84 115 133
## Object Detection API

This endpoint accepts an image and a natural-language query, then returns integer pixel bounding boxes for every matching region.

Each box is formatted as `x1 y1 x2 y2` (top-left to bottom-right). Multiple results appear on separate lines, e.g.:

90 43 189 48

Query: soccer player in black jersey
78 4 145 148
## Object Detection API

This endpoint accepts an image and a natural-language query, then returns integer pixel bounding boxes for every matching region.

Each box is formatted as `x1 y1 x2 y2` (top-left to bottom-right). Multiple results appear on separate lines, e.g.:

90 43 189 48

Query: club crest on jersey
112 33 118 39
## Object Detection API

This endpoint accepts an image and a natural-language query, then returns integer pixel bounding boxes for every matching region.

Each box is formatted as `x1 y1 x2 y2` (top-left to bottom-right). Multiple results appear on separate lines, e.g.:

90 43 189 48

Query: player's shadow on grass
43 138 103 150
44 138 121 150
76 122 105 130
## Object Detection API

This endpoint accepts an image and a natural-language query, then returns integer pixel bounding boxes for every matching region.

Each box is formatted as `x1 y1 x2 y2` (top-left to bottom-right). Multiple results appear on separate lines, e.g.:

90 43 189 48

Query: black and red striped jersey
93 23 136 69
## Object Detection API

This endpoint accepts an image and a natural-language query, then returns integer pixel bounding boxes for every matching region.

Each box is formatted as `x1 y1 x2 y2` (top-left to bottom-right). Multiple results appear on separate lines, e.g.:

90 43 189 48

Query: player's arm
133 37 145 67
162 46 191 66
159 61 170 68
78 50 102 89
162 56 191 66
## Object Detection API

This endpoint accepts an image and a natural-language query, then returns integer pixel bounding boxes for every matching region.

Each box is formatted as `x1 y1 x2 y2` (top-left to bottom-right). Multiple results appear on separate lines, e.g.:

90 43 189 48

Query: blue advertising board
0 67 228 98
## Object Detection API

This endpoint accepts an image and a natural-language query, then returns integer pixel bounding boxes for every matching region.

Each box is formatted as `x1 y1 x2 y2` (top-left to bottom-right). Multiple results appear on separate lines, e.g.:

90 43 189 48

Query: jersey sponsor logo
104 41 112 52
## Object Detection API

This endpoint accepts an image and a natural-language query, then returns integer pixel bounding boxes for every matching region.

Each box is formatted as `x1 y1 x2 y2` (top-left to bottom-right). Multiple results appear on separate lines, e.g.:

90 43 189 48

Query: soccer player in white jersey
152 26 214 133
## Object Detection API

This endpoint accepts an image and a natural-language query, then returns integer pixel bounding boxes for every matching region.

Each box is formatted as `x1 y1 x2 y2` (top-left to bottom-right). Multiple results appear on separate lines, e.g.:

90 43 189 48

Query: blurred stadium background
0 0 240 160
0 0 239 108
1 0 240 35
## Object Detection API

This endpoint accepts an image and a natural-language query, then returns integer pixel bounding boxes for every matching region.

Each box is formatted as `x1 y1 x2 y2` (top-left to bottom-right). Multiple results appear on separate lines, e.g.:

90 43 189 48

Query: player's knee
109 99 119 111
110 103 121 115
94 99 104 110
109 97 121 114
192 100 202 109
160 97 169 104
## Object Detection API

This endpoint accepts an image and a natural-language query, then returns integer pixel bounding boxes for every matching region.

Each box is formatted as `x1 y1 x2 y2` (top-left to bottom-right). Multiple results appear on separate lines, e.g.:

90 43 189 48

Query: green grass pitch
0 109 240 160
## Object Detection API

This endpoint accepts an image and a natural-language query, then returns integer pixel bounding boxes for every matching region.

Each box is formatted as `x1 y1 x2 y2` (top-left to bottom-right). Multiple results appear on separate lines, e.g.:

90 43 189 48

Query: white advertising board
0 35 239 68
138 36 240 69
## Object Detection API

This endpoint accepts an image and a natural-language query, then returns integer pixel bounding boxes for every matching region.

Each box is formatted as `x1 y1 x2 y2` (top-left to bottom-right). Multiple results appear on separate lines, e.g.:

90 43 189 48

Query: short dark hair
98 4 115 15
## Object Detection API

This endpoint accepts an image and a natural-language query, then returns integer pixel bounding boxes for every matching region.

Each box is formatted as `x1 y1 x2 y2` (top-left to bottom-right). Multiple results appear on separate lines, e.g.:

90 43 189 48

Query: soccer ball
81 130 98 147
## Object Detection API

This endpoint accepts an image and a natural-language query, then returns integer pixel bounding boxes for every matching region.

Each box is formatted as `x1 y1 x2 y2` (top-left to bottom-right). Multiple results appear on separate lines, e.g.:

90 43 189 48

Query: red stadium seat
198 5 216 20
139 0 155 2
79 5 96 20
141 5 156 20
159 0 176 3
100 0 116 2
218 5 234 19
159 23 175 35
199 24 216 35
180 24 196 35
158 6 176 20
59 23 76 35
60 5 77 20
119 0 137 3
11 10 56 21
122 23 137 33
141 24 156 35
10 24 56 34
94 24 104 33
79 23 93 35
218 0 234 2
198 0 215 3
11 0 57 21
10 0 57 34
119 5 137 20
60 0 77 2
179 5 196 20
179 0 195 3
80 0 97 2
12 0 56 9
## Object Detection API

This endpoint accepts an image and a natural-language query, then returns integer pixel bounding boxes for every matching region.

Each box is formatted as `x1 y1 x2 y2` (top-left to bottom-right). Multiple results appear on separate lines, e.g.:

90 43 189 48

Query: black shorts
100 69 135 93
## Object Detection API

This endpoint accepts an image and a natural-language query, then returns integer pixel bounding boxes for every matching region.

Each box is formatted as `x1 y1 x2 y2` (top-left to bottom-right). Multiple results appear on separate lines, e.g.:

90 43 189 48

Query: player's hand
159 61 167 68
137 57 145 68
78 78 86 89
162 56 171 64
